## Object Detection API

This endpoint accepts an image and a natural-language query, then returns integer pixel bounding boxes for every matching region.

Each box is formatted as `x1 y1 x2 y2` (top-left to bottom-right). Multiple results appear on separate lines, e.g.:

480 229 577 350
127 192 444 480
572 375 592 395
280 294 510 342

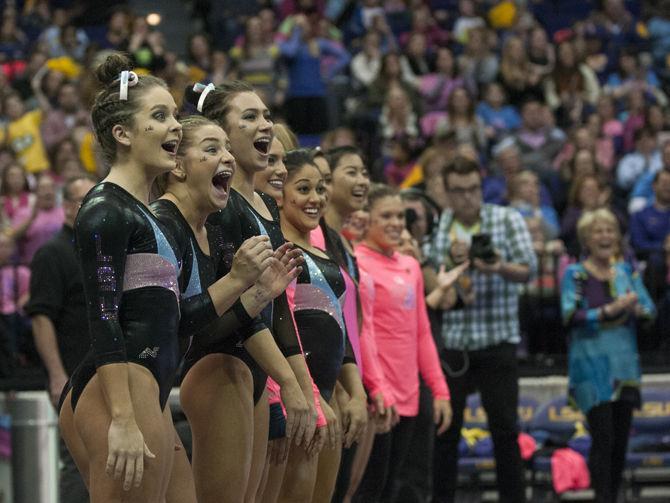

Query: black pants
396 380 435 503
586 400 634 503
59 437 88 503
352 416 417 503
433 343 525 503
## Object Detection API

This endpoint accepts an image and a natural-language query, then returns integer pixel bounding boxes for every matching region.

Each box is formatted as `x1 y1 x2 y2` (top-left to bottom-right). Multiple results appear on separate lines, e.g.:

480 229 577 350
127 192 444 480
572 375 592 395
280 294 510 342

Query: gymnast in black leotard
274 149 368 502
70 182 185 413
57 53 196 503
156 196 268 407
193 81 318 502
58 57 274 503
291 248 356 401
150 112 311 503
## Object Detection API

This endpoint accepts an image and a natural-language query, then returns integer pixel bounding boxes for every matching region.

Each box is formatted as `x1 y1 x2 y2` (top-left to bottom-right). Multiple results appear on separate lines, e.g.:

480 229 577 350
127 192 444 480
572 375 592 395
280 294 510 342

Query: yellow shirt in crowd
0 110 50 173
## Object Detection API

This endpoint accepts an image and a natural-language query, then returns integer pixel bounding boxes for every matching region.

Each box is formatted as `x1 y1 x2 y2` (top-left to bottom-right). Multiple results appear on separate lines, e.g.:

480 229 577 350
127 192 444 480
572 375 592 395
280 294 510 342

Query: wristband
232 298 253 325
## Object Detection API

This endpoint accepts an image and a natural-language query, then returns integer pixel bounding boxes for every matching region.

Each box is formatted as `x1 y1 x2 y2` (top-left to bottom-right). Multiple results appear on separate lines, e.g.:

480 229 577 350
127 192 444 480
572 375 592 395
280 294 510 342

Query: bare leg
165 414 196 503
157 406 177 501
277 443 319 503
71 364 175 503
312 397 343 502
58 388 90 489
245 388 270 502
180 354 255 503
257 446 271 500
260 454 288 503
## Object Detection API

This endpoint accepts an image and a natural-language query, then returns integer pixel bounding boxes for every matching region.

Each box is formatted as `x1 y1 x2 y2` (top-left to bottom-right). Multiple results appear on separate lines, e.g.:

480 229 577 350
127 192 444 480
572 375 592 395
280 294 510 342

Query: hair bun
183 84 201 108
95 52 133 86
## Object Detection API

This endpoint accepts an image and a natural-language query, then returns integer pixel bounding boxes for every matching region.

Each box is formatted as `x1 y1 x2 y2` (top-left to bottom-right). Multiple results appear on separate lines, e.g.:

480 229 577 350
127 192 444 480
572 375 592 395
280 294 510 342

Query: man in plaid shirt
427 157 536 503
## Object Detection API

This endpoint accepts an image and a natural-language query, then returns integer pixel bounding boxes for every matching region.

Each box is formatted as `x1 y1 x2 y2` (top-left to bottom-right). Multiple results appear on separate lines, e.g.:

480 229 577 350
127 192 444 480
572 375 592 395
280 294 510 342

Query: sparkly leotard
69 183 196 411
204 189 302 403
152 198 267 402
289 247 356 401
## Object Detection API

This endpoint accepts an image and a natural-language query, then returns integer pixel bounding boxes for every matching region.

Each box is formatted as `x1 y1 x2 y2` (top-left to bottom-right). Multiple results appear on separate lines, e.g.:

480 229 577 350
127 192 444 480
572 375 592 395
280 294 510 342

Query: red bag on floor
551 447 590 494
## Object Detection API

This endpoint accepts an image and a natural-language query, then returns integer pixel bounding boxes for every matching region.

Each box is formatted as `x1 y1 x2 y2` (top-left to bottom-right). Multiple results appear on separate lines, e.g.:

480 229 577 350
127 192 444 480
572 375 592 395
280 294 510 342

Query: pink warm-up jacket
355 243 450 416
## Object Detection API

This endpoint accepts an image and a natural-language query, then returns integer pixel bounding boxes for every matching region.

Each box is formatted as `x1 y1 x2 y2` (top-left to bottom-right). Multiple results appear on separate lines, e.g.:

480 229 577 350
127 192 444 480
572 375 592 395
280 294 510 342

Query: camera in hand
469 233 497 263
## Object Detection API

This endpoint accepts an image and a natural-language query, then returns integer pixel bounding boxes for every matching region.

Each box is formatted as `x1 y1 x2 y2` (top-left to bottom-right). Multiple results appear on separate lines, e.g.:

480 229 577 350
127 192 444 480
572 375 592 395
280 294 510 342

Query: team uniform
67 183 218 412
208 189 304 436
288 247 356 402
151 198 267 402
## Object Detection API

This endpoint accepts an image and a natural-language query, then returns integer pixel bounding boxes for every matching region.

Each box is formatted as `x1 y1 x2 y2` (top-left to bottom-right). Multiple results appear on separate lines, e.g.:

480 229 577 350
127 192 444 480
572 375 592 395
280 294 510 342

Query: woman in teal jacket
561 208 656 503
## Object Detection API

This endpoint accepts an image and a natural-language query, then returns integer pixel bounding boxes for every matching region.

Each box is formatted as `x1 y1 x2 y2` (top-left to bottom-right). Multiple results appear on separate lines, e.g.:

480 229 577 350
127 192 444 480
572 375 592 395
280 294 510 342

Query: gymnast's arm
75 198 153 489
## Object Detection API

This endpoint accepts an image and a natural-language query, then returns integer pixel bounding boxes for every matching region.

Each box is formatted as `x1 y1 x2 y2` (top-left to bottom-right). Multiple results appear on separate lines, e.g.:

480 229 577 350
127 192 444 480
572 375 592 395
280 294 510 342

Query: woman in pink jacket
352 183 454 503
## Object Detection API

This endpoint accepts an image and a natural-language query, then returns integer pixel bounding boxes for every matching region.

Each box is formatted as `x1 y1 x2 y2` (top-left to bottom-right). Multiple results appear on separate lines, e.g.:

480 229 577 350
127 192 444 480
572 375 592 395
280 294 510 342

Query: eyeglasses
448 185 481 196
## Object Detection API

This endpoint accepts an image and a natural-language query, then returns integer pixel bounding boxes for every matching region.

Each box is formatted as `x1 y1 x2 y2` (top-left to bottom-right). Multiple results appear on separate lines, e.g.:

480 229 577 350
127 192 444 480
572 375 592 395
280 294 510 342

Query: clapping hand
437 261 470 290
230 235 274 287
604 292 638 318
255 242 304 300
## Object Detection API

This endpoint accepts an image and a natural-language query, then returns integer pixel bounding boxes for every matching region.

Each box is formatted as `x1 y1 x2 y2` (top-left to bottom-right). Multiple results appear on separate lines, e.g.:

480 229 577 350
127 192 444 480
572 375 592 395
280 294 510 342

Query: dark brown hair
324 146 364 173
568 173 603 208
0 161 30 196
441 155 480 189
90 52 168 164
63 174 98 201
184 80 254 130
284 148 319 181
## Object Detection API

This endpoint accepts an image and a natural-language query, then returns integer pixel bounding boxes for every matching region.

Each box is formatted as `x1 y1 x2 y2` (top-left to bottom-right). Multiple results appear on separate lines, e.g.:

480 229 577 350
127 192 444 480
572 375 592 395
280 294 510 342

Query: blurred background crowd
0 0 669 378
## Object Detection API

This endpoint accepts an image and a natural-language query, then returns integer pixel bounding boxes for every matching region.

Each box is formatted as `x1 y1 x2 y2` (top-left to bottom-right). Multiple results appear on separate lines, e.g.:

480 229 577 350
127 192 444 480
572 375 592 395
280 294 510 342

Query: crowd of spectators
1 0 670 370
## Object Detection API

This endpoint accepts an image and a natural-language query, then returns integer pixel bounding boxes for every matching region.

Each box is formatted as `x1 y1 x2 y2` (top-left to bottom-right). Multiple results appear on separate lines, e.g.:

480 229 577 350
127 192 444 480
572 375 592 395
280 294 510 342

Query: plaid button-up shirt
426 204 537 350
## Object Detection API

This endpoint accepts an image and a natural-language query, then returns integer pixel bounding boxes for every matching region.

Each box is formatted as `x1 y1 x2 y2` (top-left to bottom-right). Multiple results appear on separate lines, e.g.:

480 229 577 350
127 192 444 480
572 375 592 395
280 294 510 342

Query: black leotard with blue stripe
293 247 356 401
69 183 217 412
203 189 303 404
151 198 268 403
208 189 301 356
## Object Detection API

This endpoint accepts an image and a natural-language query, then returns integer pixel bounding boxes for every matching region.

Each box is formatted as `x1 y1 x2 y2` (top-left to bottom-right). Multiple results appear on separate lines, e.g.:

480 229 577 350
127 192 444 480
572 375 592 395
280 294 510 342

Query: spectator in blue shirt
629 141 670 213
647 0 670 79
484 139 554 207
280 13 350 134
604 49 668 106
616 126 663 193
476 82 522 142
630 168 670 261
508 170 560 239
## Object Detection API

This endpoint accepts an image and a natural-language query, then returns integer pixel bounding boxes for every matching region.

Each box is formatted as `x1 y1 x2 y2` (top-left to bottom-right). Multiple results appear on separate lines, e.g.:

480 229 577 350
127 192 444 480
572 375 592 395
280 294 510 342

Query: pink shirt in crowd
0 265 30 315
12 205 64 264
355 243 450 416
